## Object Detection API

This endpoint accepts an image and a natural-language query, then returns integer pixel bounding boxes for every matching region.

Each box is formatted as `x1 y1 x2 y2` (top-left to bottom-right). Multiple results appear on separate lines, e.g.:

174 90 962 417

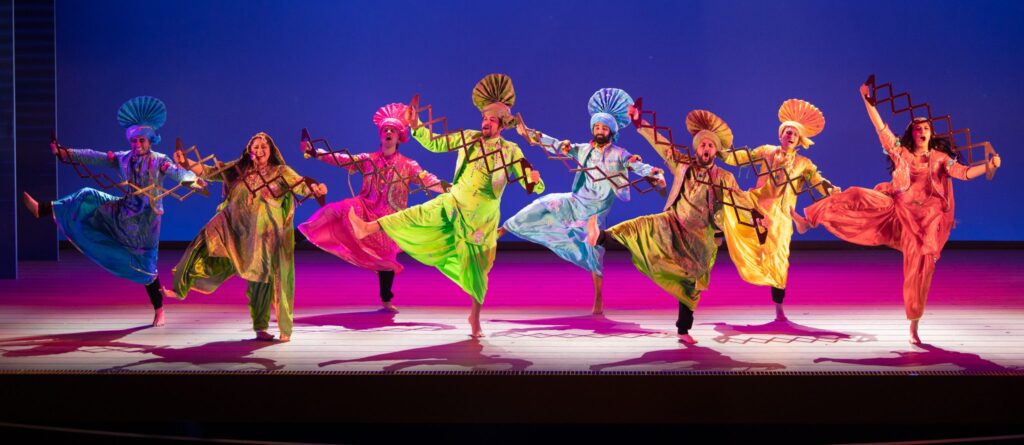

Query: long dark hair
224 132 286 184
888 118 958 173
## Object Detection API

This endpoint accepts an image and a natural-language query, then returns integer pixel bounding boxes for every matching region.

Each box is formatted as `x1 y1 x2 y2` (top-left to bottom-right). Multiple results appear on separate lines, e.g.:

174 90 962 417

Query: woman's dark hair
224 132 285 184
888 118 958 173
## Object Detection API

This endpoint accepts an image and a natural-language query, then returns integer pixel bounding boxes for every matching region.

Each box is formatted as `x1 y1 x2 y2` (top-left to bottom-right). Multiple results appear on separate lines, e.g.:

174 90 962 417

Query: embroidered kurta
377 127 544 303
607 126 747 309
721 144 831 289
802 126 970 319
172 163 312 335
53 148 196 284
502 132 660 275
298 149 441 272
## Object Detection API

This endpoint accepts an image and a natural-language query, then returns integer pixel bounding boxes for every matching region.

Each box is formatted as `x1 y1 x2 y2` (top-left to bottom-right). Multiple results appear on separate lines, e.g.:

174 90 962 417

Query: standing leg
676 300 697 344
145 277 165 327
469 299 484 338
248 280 275 341
591 272 604 316
903 248 935 345
378 270 398 312
771 287 787 321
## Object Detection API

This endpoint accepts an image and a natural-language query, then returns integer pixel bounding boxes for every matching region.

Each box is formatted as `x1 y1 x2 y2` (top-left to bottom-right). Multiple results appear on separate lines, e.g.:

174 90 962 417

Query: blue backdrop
55 0 1023 241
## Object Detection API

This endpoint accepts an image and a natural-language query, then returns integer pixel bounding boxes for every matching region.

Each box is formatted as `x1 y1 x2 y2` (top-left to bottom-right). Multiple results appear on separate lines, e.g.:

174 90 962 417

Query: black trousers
771 287 785 304
676 301 694 335
145 277 163 309
378 270 395 302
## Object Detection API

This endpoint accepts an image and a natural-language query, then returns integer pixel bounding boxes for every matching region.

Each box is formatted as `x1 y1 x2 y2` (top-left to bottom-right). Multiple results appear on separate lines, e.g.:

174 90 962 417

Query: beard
593 133 611 145
696 151 715 167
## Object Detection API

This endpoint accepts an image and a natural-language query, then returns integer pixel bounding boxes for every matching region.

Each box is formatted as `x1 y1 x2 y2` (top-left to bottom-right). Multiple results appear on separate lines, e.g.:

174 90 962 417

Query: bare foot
909 320 922 345
22 192 40 218
255 330 275 341
496 227 507 239
678 334 698 344
152 308 166 327
585 215 600 246
278 334 291 343
791 208 810 234
382 302 400 313
468 315 485 338
592 300 604 316
774 302 788 322
271 300 279 323
161 287 185 301
349 207 370 239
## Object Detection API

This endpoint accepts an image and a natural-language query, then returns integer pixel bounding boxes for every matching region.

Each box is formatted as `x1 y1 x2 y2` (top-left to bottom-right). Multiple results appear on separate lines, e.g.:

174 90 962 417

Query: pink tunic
804 126 970 319
298 150 440 272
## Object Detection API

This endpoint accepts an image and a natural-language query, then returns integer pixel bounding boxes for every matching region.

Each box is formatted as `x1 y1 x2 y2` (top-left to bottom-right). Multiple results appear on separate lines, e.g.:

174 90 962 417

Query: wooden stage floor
2 248 1022 375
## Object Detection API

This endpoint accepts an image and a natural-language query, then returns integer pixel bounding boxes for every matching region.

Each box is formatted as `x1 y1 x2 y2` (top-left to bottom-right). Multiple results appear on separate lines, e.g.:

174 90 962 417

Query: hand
559 140 572 155
515 120 529 138
190 177 208 189
300 140 313 155
50 141 59 156
173 149 187 166
311 183 328 197
859 84 871 102
650 167 663 176
529 169 541 184
404 102 421 129
758 215 771 230
990 154 1002 169
627 104 640 123
655 178 667 188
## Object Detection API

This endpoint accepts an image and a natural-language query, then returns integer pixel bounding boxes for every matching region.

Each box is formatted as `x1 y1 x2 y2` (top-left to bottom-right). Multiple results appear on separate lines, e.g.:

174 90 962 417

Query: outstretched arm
64 148 120 168
624 152 665 187
948 153 1002 180
515 120 578 158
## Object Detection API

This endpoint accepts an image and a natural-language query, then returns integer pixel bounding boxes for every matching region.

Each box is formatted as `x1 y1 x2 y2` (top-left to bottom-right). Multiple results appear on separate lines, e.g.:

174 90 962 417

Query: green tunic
172 163 311 335
377 127 544 303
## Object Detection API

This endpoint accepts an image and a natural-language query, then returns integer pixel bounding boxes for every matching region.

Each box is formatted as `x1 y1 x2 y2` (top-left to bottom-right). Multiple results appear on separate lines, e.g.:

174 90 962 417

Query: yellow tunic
721 145 830 289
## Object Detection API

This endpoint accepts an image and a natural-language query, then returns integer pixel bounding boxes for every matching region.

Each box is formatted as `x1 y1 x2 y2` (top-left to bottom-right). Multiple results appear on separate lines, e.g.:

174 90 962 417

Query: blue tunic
53 149 196 284
502 133 660 275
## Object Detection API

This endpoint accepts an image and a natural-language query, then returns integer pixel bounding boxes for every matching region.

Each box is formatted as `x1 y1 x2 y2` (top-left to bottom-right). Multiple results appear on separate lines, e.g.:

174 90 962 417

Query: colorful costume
376 74 544 303
503 88 661 275
298 104 443 302
720 99 832 302
51 97 196 309
801 123 977 320
172 132 315 337
604 110 748 333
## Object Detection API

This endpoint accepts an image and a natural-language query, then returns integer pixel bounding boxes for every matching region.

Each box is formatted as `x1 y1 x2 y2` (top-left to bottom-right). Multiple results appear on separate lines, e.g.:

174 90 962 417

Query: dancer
350 74 544 337
169 132 327 342
720 99 836 321
587 107 754 344
502 88 664 314
22 96 201 327
298 103 447 312
793 82 1001 344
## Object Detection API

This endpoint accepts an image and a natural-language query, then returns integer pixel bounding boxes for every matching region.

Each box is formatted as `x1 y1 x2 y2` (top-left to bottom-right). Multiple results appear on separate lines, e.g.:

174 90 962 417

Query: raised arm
861 83 900 153
405 102 479 153
628 105 683 170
